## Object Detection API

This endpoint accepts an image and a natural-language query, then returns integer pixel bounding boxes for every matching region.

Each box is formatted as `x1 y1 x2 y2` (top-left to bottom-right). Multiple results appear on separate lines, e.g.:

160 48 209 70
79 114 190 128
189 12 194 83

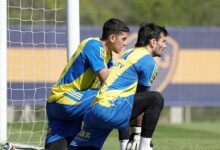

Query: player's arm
96 53 114 84
96 68 109 84
130 84 150 126
84 42 113 85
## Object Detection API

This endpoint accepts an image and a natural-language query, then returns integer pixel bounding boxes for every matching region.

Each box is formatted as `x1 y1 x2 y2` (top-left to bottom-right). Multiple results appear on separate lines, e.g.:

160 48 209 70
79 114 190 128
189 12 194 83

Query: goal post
4 0 80 148
67 0 80 60
0 0 7 144
3 0 69 148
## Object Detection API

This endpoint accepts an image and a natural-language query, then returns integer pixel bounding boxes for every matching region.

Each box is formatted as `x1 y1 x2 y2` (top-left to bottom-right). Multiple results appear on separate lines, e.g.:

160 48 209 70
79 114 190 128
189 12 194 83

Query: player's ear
149 38 156 48
109 34 116 43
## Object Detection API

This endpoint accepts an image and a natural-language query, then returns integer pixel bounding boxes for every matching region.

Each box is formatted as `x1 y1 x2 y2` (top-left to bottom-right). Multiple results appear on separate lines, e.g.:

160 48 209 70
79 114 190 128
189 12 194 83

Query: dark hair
101 18 130 40
135 23 168 47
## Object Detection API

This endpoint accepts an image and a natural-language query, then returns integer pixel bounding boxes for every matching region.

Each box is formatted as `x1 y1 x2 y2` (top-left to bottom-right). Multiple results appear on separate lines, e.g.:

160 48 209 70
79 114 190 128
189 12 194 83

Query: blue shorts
45 89 98 144
71 96 134 149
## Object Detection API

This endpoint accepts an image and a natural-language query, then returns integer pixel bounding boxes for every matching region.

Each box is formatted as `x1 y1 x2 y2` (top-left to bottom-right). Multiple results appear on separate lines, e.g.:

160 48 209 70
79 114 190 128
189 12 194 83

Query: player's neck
145 45 153 55
101 40 112 53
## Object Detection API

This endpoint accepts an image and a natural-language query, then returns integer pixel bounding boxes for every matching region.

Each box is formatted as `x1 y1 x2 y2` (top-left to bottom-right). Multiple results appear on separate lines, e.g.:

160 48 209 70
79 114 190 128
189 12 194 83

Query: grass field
8 122 220 150
103 122 220 150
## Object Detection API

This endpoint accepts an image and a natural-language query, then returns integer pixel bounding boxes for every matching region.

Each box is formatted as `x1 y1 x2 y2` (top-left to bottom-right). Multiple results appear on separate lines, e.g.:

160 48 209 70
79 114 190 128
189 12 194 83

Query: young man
70 23 168 150
45 18 130 150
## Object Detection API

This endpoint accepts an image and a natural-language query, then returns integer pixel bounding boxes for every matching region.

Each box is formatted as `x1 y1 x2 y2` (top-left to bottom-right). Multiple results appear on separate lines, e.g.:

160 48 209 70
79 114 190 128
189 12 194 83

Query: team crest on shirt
126 32 179 92
149 66 158 84
99 47 105 58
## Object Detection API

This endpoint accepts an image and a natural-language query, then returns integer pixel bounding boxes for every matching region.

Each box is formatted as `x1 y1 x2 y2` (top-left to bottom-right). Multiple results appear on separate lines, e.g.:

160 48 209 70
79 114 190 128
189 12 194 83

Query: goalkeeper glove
126 127 141 150
120 139 129 150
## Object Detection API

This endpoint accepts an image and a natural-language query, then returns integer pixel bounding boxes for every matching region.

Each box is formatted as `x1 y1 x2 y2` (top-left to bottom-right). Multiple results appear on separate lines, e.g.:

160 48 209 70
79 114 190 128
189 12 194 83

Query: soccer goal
0 0 79 148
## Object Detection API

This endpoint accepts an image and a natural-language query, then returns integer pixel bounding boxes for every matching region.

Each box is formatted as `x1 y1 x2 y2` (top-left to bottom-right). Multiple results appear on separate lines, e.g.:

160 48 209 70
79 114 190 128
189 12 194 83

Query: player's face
152 33 167 57
111 32 128 54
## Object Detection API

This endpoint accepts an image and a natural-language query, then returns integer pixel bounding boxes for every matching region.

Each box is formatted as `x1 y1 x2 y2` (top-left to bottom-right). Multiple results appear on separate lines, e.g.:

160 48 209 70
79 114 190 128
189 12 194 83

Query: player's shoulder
141 54 156 67
81 37 103 54
133 49 156 67
125 47 154 64
84 37 102 48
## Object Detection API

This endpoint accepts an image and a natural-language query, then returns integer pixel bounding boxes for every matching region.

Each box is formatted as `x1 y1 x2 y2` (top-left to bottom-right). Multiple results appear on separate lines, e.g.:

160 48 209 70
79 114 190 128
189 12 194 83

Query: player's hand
126 127 141 150
126 133 141 150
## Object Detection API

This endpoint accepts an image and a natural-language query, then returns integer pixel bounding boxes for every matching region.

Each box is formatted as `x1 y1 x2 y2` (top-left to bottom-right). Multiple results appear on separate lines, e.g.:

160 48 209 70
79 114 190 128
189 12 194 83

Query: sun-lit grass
8 122 220 150
103 122 220 150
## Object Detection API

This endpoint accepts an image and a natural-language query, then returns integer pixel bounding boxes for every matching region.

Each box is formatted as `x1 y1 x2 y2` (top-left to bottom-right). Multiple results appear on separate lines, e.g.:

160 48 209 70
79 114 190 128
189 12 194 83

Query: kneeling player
69 23 168 150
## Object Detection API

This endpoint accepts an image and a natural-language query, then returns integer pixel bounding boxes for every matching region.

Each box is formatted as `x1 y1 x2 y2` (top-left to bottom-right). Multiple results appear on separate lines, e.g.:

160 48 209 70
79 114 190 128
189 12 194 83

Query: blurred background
6 0 220 149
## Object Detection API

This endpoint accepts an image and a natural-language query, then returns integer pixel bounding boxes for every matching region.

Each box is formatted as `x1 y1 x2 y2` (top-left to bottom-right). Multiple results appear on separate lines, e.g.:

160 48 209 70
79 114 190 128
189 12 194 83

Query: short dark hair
101 18 130 40
135 23 168 47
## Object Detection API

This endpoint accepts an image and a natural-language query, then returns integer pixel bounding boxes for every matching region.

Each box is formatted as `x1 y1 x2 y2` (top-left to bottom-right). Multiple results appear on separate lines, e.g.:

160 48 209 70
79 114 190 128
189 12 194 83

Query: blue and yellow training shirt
93 47 157 107
48 37 113 102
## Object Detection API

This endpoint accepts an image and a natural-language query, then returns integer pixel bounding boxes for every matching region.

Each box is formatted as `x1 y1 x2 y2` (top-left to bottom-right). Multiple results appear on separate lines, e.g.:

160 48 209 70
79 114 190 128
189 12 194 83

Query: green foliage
80 0 220 26
8 0 220 26
8 0 65 25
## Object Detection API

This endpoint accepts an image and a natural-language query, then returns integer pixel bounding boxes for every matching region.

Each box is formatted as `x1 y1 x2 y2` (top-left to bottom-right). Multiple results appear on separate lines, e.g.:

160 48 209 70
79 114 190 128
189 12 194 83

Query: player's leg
131 91 164 136
118 128 130 150
45 138 67 150
45 135 75 150
68 146 99 150
129 91 164 150
45 101 82 149
69 104 113 149
70 97 132 149
45 116 81 150
116 96 136 149
45 89 99 149
70 127 112 150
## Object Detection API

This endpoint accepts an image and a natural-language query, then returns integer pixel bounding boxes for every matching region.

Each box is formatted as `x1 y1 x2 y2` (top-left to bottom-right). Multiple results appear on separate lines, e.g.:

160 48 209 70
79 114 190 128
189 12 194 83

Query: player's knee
149 91 164 111
45 138 67 150
68 146 99 150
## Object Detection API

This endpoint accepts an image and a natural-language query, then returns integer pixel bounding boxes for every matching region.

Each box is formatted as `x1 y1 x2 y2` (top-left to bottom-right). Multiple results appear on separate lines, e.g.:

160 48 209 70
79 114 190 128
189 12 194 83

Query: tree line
8 0 220 26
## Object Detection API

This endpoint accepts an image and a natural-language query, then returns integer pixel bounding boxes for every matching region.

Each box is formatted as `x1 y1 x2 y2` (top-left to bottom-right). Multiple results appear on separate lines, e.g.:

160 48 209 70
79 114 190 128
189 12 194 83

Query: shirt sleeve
136 55 157 87
83 40 107 72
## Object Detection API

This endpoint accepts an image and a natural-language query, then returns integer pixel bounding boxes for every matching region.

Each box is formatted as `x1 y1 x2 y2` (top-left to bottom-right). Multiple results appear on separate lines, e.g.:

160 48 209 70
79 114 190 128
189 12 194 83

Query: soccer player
70 23 168 150
45 18 130 150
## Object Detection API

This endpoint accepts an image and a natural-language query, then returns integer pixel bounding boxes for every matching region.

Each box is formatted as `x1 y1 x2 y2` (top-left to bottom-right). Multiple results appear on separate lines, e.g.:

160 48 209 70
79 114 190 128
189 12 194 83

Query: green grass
152 122 220 150
8 122 220 150
8 122 47 147
103 122 220 150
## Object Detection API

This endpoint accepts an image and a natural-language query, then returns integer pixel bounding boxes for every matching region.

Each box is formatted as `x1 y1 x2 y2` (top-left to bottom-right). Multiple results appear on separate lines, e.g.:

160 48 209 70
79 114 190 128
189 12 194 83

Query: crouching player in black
126 23 167 150
126 90 164 150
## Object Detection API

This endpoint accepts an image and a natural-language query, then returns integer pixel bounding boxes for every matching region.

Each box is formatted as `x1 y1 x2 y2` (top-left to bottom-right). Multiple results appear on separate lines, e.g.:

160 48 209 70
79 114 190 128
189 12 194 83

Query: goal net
7 0 66 148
